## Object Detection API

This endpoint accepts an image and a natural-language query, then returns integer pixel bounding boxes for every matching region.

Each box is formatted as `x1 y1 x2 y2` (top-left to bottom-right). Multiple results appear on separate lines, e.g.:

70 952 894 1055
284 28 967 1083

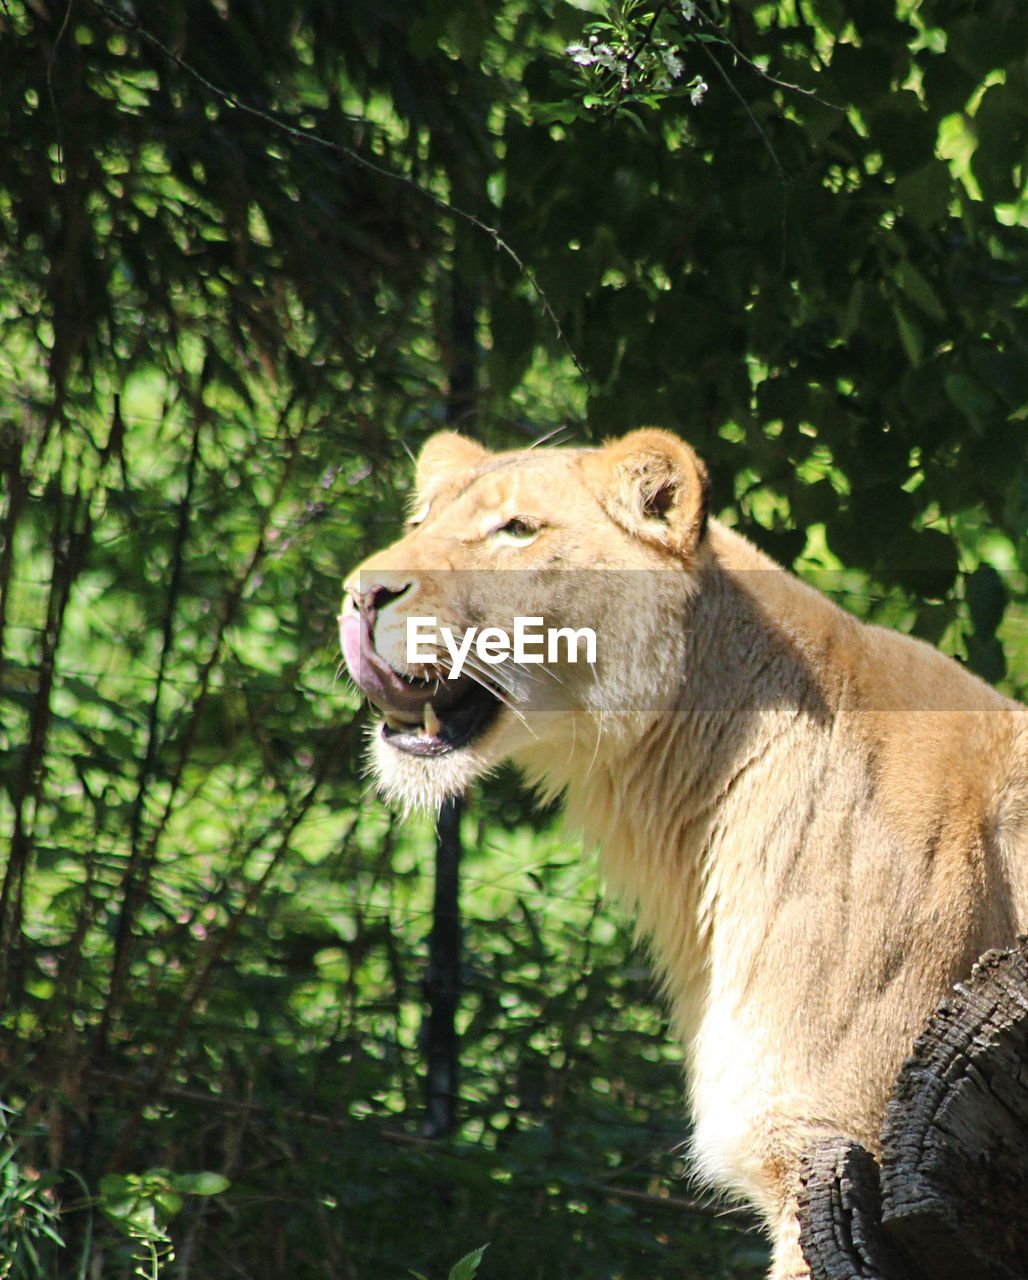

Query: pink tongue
340 612 363 683
339 609 441 719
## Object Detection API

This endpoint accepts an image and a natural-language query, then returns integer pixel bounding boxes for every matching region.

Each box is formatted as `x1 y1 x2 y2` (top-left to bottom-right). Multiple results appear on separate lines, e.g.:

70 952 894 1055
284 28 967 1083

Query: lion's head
340 429 711 808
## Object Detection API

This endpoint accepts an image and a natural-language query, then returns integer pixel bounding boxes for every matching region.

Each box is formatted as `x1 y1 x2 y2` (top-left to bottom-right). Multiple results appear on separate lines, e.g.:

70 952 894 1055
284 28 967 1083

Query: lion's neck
559 525 844 1040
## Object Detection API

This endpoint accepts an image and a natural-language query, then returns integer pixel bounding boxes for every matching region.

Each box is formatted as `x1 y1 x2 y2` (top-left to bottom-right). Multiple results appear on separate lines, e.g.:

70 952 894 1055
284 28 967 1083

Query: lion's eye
490 517 541 546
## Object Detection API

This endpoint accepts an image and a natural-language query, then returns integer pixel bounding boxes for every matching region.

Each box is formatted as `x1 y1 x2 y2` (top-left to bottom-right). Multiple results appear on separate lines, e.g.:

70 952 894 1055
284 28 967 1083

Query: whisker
456 655 527 716
583 708 604 783
523 423 578 453
486 656 554 690
442 629 523 698
458 661 537 739
459 652 519 700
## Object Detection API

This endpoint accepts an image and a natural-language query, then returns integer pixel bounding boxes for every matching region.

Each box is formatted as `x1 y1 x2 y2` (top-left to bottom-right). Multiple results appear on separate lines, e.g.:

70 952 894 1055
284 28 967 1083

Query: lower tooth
385 715 409 731
423 703 443 737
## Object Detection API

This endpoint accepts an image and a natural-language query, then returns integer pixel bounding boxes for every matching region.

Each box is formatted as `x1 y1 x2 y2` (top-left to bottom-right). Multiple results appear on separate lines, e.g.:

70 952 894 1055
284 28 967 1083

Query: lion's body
343 431 1028 1278
568 521 1027 1237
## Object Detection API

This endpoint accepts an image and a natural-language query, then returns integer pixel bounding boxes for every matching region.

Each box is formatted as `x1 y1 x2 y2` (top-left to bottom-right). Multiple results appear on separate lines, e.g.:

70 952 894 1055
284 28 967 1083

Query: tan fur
342 429 1028 1280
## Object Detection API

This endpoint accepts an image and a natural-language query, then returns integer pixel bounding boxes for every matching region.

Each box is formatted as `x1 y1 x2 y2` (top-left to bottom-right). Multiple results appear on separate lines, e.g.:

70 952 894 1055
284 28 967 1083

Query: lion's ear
415 432 490 493
588 428 709 558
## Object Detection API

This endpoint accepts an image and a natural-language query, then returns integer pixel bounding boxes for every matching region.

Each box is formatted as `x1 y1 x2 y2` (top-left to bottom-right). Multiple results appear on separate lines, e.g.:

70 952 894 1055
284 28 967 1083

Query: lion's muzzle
340 591 501 757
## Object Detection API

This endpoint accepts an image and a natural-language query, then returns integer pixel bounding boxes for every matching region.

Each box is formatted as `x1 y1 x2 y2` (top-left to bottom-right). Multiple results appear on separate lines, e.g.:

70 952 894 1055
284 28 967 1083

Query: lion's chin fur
369 708 598 813
370 727 494 814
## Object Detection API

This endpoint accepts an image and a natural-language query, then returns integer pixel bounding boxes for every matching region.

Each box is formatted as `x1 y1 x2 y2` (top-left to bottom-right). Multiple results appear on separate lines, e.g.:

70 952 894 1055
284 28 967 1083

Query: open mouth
379 677 501 756
340 610 503 757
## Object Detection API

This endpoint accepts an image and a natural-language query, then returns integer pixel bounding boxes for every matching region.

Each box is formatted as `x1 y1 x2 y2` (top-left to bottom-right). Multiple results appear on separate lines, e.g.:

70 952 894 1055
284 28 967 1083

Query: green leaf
944 372 996 431
970 84 1027 205
920 53 978 115
894 163 952 231
805 0 846 36
531 103 585 126
791 478 837 528
154 1190 184 1218
966 632 1006 684
894 260 945 322
618 106 648 133
906 528 960 598
171 1171 231 1196
490 292 538 396
871 93 937 174
892 304 923 367
840 279 865 340
99 1173 132 1200
968 348 1027 410
448 1244 489 1280
965 564 1007 637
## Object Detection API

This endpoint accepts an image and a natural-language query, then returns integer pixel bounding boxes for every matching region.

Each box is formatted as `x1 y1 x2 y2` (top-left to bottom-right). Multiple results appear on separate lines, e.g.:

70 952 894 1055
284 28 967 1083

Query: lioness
340 429 1028 1279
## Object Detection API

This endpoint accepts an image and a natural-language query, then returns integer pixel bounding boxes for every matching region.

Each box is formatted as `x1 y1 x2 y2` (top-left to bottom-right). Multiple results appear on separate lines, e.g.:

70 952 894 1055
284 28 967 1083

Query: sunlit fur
343 429 1028 1280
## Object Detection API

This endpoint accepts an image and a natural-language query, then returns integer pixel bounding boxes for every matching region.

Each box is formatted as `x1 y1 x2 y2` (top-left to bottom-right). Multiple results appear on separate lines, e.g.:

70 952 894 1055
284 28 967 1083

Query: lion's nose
344 572 416 630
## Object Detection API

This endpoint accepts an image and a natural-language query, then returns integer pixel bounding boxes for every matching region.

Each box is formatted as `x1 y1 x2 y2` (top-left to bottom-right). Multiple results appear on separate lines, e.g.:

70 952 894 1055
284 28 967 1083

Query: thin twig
582 1179 758 1224
690 8 845 113
695 37 785 178
612 0 668 113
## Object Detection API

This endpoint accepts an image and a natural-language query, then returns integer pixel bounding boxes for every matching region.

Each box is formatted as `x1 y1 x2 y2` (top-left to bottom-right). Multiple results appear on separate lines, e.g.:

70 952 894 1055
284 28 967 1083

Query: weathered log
797 1137 901 1280
879 937 1028 1280
798 938 1028 1280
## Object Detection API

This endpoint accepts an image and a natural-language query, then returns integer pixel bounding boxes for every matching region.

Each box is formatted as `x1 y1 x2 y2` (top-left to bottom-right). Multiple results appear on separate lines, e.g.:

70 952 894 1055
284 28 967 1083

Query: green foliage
413 1244 490 1280
0 0 1024 1278
447 1245 489 1280
559 1 710 118
0 1110 65 1279
99 1169 229 1279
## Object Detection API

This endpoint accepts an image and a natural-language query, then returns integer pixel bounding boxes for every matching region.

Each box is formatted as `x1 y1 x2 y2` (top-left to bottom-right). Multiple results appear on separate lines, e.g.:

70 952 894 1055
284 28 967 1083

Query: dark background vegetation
0 0 1025 1276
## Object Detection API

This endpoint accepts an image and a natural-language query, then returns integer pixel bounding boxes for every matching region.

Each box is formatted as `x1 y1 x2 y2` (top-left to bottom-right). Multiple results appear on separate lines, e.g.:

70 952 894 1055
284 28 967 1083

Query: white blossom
689 78 708 105
680 1 697 19
566 42 595 67
661 47 684 79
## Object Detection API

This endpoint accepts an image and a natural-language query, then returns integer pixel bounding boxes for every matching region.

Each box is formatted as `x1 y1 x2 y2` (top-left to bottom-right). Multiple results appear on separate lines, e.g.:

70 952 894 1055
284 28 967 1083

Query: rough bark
797 1138 899 1280
799 938 1028 1280
879 939 1028 1280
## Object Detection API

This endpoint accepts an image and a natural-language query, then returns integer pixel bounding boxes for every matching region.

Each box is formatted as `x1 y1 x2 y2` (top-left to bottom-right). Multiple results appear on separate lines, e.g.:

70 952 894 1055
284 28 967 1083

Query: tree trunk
799 938 1028 1280
797 1138 896 1280
420 169 481 1137
423 795 463 1137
